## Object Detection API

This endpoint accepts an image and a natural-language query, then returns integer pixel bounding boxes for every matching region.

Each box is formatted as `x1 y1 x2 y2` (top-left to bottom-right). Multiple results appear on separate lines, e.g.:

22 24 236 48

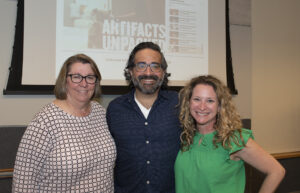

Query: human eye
86 75 96 80
72 74 82 80
191 97 201 102
86 75 97 82
136 62 146 68
207 99 215 103
151 63 161 69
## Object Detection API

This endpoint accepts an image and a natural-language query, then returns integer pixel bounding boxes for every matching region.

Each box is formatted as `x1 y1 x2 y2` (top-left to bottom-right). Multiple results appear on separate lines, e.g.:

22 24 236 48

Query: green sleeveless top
175 128 253 193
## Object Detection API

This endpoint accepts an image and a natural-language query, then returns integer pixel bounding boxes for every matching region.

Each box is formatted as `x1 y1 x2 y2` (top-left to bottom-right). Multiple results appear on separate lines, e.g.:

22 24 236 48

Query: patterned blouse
12 101 116 193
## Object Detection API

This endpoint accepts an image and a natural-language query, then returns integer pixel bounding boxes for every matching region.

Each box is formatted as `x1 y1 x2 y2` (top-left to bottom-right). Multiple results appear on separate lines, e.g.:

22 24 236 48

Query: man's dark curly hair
124 42 170 89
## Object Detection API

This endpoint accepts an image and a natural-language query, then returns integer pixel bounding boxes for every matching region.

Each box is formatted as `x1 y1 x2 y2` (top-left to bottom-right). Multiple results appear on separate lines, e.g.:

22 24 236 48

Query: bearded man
106 42 181 193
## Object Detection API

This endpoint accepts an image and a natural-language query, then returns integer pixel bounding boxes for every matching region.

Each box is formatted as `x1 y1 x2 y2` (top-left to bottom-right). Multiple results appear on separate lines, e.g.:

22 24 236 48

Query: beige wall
252 0 300 153
229 0 252 119
231 25 252 119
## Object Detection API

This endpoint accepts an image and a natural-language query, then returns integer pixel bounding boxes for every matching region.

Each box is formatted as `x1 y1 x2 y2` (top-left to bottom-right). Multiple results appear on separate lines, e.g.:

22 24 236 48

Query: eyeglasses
135 62 162 73
67 74 97 84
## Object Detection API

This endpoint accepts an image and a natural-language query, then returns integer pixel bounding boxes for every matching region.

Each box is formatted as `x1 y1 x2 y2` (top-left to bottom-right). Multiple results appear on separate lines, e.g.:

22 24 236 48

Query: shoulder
235 128 254 141
160 89 178 97
91 100 106 113
159 90 179 102
229 128 254 154
107 92 132 110
25 103 57 135
31 103 57 123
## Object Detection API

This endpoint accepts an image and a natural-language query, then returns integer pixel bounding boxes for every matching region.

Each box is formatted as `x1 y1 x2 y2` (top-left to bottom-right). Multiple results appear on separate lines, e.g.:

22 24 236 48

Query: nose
199 101 206 110
144 65 152 75
79 78 88 87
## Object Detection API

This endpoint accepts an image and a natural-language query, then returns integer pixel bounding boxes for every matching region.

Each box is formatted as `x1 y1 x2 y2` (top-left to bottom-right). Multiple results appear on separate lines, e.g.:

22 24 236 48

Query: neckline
193 130 217 147
52 101 93 119
196 130 217 137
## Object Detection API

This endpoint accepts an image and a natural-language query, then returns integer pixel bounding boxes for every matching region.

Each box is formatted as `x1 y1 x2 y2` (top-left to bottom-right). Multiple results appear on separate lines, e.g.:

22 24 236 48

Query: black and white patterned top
12 101 116 193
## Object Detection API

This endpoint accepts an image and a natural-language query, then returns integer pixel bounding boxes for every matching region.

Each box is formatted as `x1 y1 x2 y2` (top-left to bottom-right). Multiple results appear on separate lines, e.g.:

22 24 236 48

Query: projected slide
22 0 213 86
56 0 208 86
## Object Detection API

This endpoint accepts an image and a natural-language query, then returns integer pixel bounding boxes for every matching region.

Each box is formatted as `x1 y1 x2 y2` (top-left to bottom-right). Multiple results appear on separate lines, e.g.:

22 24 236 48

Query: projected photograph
61 0 165 51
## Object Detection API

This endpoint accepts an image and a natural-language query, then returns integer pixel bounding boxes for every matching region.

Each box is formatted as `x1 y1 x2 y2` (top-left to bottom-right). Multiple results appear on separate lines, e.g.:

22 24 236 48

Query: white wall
252 0 300 153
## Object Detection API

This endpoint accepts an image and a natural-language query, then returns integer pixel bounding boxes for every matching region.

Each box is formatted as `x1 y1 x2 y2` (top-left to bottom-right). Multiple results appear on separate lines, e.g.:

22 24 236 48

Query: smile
196 112 209 116
77 90 89 93
142 79 156 84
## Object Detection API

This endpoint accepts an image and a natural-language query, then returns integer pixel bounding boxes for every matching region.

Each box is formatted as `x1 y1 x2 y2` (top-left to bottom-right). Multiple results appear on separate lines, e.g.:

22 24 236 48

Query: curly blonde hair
178 75 243 151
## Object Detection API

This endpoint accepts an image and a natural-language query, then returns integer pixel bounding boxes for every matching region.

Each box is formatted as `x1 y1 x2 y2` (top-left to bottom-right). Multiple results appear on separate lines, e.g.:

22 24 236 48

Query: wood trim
0 168 13 172
272 151 300 159
0 168 13 179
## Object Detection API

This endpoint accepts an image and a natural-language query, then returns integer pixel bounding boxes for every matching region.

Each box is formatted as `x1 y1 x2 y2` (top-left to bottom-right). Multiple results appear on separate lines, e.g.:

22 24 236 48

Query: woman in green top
174 75 285 193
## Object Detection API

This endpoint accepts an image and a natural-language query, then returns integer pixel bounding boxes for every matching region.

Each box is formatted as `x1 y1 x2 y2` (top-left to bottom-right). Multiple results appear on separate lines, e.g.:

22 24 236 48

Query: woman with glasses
12 54 116 192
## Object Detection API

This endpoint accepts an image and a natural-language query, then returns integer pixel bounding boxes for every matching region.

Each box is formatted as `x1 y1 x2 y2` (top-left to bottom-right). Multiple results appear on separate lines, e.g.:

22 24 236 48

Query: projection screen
21 0 225 88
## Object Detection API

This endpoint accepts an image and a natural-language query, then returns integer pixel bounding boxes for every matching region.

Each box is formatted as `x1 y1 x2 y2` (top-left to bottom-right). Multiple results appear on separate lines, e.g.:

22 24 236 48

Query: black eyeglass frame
134 62 162 73
67 74 98 84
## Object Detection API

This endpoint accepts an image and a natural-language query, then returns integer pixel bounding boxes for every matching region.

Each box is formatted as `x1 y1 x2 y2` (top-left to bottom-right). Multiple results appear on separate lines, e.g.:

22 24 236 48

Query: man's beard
132 75 164 94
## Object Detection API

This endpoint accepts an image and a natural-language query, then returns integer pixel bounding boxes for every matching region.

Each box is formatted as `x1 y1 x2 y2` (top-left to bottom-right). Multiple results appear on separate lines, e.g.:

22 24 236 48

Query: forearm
235 139 286 193
258 167 285 193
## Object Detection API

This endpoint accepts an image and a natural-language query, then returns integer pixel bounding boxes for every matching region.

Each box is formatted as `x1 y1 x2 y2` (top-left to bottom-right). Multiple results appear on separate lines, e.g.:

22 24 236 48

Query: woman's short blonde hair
54 54 102 100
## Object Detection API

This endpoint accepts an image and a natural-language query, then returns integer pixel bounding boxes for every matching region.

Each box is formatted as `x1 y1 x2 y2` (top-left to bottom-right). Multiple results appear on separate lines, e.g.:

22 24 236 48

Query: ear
129 69 133 76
